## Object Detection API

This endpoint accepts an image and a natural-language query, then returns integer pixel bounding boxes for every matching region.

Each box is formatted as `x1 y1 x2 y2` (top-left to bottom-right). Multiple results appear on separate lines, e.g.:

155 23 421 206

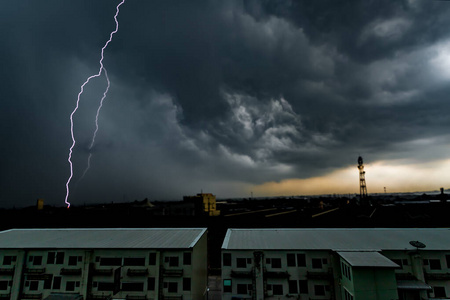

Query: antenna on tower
358 156 368 204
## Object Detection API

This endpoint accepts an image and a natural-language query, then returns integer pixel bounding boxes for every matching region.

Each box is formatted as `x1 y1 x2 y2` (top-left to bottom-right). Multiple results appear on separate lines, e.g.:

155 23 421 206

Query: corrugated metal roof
0 228 207 249
397 280 432 290
222 228 450 250
337 251 398 268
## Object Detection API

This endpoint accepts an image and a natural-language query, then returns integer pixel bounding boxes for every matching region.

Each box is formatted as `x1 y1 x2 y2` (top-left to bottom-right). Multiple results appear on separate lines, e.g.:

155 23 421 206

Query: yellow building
183 193 220 216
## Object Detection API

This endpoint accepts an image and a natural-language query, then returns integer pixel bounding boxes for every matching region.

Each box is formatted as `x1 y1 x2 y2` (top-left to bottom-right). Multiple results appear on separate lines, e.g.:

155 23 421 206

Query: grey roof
337 251 399 268
222 228 450 251
0 228 207 249
397 280 432 290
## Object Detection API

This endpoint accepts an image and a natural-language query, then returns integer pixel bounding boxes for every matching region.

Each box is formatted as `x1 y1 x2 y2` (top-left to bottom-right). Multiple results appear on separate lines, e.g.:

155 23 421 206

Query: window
147 278 155 291
124 258 145 266
44 276 53 289
312 258 322 269
392 259 402 268
165 256 179 267
98 282 114 291
429 259 441 270
66 281 75 292
271 258 282 268
288 280 298 294
29 281 39 291
223 253 231 267
33 256 42 266
149 253 156 265
100 257 122 266
122 282 144 292
299 280 308 294
47 252 64 264
0 281 8 290
273 284 283 295
236 258 247 268
322 258 327 265
287 254 296 267
56 252 65 264
344 288 354 300
168 282 178 293
446 255 450 268
237 284 248 294
53 277 61 290
183 252 191 265
297 254 306 267
223 279 232 293
183 278 191 291
314 285 325 296
68 256 78 266
3 256 16 265
402 259 408 266
434 286 446 298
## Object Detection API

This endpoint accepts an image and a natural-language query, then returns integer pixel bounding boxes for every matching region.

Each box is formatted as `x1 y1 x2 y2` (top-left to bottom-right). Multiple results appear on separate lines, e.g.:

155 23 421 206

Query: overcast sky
1 0 450 208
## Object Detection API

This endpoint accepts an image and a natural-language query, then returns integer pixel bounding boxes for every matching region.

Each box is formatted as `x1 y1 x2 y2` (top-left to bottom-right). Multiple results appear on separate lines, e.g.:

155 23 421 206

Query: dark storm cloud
2 0 450 207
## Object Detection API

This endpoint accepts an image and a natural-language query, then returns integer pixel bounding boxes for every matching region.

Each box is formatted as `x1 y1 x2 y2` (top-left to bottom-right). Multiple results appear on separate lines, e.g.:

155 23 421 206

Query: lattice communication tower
358 156 368 199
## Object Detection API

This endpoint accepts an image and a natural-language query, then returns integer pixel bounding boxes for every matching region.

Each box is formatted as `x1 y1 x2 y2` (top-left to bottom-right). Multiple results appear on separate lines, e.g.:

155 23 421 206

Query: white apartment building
0 228 207 300
221 228 450 300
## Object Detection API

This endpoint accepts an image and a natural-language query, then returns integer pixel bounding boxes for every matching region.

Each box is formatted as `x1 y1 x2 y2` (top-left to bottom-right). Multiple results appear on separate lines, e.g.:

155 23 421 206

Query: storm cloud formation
1 0 450 207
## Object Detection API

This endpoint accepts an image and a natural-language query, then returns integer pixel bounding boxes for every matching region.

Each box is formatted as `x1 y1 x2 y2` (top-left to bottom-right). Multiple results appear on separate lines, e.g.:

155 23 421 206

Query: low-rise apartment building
0 228 207 300
221 228 450 300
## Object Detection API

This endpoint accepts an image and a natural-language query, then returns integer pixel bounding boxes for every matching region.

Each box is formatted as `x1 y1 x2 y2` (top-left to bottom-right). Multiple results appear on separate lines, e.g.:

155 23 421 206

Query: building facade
0 228 207 300
221 228 450 300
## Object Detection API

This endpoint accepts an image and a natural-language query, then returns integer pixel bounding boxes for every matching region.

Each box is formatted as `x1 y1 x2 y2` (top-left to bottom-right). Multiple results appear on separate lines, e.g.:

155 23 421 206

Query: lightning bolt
65 0 126 208
78 68 110 182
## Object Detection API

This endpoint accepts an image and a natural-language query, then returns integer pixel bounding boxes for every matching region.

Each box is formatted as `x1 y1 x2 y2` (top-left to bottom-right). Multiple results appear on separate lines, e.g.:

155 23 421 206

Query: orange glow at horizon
249 159 450 197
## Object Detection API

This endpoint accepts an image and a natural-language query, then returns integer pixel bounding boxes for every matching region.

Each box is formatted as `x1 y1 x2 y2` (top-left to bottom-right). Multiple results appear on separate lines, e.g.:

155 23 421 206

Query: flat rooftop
0 228 207 249
222 228 450 250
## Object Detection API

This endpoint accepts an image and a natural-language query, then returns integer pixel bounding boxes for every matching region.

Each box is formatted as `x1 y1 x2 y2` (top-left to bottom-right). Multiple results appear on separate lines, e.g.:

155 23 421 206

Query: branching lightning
65 0 126 208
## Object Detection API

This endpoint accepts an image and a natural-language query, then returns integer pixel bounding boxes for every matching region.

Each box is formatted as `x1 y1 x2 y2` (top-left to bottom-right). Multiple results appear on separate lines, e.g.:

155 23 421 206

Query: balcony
161 297 182 300
25 268 46 274
126 295 147 300
127 268 148 277
264 271 290 278
0 267 14 275
87 294 111 300
21 293 43 300
306 268 332 280
424 272 450 280
27 274 52 281
230 270 252 278
60 268 82 275
0 294 11 299
162 269 183 277
92 268 113 276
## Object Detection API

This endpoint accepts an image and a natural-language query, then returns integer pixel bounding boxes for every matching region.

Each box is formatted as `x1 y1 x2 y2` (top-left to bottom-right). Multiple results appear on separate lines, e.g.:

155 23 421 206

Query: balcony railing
60 268 82 275
87 294 112 300
424 272 450 280
21 293 43 300
264 271 290 278
127 268 148 276
126 295 147 300
161 296 182 300
0 294 11 299
230 270 253 278
162 269 183 277
0 268 14 275
92 268 113 276
306 268 332 280
25 268 46 274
